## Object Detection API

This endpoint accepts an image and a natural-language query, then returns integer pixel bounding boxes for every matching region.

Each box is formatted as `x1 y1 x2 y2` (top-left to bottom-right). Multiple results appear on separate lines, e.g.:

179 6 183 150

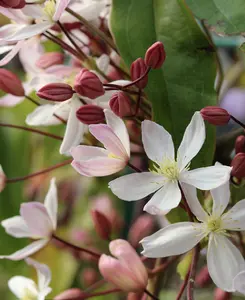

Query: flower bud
0 165 6 193
235 135 245 154
130 58 148 89
0 0 25 8
0 69 25 96
214 288 231 300
195 266 211 287
99 239 148 292
74 69 105 99
91 210 111 241
76 105 105 124
109 91 132 117
145 41 166 69
54 288 85 300
36 52 64 69
127 292 144 300
37 83 74 102
231 153 245 178
81 267 98 287
200 106 230 125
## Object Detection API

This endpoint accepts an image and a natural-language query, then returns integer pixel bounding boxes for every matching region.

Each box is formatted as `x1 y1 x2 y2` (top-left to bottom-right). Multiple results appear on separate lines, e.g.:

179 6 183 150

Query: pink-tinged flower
141 182 245 292
0 165 6 193
36 52 64 69
71 109 130 176
99 239 148 292
0 178 57 261
109 112 231 215
8 258 52 300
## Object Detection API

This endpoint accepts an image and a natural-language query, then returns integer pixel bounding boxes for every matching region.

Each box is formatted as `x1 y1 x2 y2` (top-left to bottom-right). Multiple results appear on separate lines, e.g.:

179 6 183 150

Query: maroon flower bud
130 58 148 89
235 135 245 154
231 153 245 178
200 106 230 125
214 288 231 300
76 105 105 124
54 288 85 300
91 210 112 241
37 83 74 102
0 0 25 8
74 69 105 99
0 69 25 96
195 266 211 287
145 41 166 69
36 52 64 69
109 91 132 117
81 267 98 287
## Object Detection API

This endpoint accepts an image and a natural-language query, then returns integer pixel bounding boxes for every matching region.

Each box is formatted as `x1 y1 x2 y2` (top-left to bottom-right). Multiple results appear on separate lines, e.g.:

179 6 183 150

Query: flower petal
207 234 245 292
0 40 25 66
1 216 33 238
141 120 174 164
0 94 25 107
233 270 245 295
141 222 206 258
180 165 231 190
8 276 38 299
0 239 49 261
44 178 57 230
70 145 108 161
177 112 205 170
211 180 230 217
53 0 72 21
143 181 181 215
222 200 245 231
109 172 164 201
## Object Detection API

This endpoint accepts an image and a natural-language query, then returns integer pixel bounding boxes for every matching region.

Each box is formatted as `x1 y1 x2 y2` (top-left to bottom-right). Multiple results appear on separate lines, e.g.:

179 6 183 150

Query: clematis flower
0 178 57 261
71 109 130 176
109 112 231 215
8 258 52 300
141 181 245 292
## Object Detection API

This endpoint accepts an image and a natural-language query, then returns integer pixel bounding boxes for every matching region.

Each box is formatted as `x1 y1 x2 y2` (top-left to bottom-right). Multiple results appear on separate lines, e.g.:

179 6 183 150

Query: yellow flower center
151 159 179 181
21 288 37 300
206 216 226 235
43 0 56 20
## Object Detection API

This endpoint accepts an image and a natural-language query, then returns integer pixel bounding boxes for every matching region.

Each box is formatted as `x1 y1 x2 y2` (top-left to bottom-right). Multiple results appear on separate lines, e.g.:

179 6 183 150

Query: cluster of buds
0 0 25 8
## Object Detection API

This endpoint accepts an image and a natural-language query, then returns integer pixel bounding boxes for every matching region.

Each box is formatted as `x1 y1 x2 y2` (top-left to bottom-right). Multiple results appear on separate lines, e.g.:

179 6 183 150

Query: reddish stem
176 267 191 300
187 245 200 300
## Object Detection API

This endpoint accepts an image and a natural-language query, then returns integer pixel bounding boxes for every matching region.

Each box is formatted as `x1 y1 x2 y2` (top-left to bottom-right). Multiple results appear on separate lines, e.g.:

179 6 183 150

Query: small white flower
141 182 245 292
8 258 52 300
109 112 231 215
0 178 57 261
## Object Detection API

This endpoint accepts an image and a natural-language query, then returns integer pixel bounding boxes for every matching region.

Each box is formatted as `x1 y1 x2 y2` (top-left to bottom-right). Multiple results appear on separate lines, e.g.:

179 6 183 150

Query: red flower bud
0 0 25 8
235 135 245 154
81 267 98 287
130 58 148 89
54 288 85 300
37 83 74 102
200 106 230 125
231 153 245 178
74 69 105 99
0 69 25 96
195 266 211 287
109 91 132 117
36 52 64 69
76 105 105 124
145 41 166 69
214 288 231 300
91 210 112 241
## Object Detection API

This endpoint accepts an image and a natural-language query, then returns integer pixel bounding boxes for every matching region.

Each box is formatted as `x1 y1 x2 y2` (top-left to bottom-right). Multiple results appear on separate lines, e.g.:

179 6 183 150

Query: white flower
233 270 245 295
109 112 231 215
0 178 57 261
141 181 245 292
8 258 52 300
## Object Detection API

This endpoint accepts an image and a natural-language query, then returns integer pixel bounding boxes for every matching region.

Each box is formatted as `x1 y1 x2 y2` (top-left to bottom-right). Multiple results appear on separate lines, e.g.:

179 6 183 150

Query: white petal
44 178 58 230
0 40 25 66
0 94 25 107
222 200 245 231
1 216 33 238
141 222 206 258
177 112 205 170
104 109 130 157
53 0 72 21
207 234 245 292
144 181 181 215
109 172 164 201
141 120 174 164
181 183 208 222
96 54 110 73
180 165 231 190
233 270 245 295
211 180 230 217
0 239 49 261
8 276 38 299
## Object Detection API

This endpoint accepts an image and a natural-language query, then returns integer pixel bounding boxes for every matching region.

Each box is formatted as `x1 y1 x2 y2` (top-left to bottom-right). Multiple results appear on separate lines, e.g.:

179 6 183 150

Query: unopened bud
231 153 245 178
0 69 25 96
91 210 111 241
74 69 105 99
0 165 6 193
0 0 25 8
235 135 245 154
109 91 132 117
200 106 230 125
36 52 64 69
214 288 231 300
37 83 74 102
130 58 148 89
54 288 85 300
195 266 211 287
127 292 144 300
145 41 166 69
81 267 98 287
76 105 105 124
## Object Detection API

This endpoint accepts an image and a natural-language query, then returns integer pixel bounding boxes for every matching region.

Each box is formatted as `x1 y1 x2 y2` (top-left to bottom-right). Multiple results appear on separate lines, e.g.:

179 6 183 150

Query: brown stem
178 182 195 222
176 267 191 300
149 256 179 276
128 162 143 173
25 95 40 106
230 115 245 129
187 245 200 300
144 289 159 300
124 66 151 88
133 89 142 117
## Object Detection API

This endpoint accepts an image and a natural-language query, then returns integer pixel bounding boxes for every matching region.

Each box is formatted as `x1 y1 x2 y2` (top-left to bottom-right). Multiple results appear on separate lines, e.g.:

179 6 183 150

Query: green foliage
176 251 192 280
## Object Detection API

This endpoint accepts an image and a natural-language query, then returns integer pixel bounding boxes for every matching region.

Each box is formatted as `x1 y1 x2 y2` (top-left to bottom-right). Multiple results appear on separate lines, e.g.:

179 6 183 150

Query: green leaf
185 0 245 36
177 251 192 280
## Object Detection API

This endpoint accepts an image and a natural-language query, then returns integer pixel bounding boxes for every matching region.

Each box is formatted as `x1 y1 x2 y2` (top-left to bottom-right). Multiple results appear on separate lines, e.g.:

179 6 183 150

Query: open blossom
0 178 57 261
71 109 130 176
109 112 231 215
8 258 52 300
141 181 245 292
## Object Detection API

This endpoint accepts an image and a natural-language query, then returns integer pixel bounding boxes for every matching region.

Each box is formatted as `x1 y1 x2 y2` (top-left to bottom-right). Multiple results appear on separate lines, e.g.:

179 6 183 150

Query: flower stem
149 256 179 276
83 288 121 299
178 182 195 222
176 267 191 300
187 245 200 300
128 162 143 173
144 289 159 300
230 115 245 129
25 95 40 106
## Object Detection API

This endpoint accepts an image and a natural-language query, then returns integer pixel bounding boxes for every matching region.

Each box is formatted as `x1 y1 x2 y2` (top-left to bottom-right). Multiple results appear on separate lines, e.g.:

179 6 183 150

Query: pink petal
0 94 25 107
0 40 25 66
53 0 72 21
44 178 58 230
1 216 33 238
70 145 108 160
